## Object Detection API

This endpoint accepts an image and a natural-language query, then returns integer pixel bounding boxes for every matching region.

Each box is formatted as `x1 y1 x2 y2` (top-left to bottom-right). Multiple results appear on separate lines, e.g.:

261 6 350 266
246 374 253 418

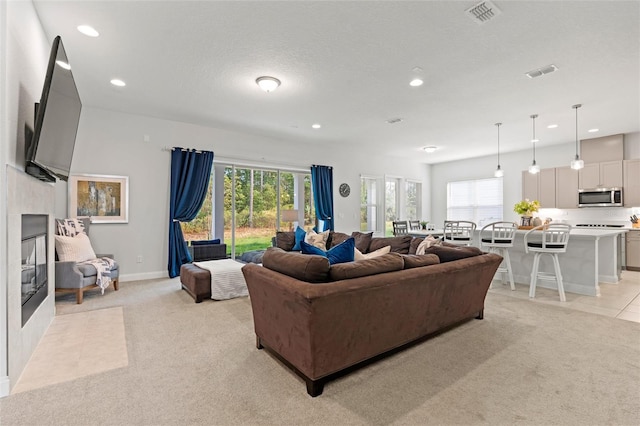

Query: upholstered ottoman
180 263 211 303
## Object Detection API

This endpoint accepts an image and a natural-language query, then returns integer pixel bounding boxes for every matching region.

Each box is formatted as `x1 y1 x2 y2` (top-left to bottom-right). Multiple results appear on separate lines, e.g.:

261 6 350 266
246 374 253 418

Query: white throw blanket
79 257 116 294
193 259 248 300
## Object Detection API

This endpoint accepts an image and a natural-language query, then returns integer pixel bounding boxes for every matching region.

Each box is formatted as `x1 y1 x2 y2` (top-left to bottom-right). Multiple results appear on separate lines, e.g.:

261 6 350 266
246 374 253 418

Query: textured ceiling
32 1 640 164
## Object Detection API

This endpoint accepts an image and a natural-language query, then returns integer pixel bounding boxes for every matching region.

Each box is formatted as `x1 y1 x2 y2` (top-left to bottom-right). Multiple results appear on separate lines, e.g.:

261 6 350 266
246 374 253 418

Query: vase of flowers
513 199 540 226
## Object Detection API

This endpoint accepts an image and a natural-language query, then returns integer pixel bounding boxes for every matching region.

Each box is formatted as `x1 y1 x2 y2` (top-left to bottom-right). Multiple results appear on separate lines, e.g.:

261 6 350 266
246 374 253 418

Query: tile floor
489 269 640 323
11 271 640 395
11 306 128 394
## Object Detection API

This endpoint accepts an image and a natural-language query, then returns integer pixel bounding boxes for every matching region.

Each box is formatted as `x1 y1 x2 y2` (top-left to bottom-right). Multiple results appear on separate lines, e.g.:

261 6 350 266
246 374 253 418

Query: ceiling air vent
386 118 403 124
525 64 559 79
465 1 502 24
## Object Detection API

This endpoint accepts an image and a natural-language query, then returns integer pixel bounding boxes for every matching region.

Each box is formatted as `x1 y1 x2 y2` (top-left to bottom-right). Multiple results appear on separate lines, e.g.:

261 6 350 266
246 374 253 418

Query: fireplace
21 214 48 327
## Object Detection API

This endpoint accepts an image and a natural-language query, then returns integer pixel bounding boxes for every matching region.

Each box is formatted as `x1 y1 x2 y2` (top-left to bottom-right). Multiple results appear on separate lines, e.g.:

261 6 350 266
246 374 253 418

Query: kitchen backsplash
538 207 640 226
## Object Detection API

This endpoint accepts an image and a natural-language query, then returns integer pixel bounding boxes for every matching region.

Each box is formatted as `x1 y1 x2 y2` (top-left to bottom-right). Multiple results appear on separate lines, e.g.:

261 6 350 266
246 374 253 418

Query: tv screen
26 36 81 182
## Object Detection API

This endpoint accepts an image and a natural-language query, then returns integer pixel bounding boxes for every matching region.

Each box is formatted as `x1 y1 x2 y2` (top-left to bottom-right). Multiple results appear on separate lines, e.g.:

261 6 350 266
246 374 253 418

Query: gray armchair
55 218 119 304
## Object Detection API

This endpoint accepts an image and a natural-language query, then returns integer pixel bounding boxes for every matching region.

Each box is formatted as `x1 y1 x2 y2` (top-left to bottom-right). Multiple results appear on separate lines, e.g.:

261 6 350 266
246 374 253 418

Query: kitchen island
491 228 627 297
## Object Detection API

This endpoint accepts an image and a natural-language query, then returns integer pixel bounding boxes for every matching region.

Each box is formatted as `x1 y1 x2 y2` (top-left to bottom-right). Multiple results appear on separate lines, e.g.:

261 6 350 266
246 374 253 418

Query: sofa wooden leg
476 309 484 320
256 336 263 350
76 289 83 304
113 279 119 291
306 379 324 397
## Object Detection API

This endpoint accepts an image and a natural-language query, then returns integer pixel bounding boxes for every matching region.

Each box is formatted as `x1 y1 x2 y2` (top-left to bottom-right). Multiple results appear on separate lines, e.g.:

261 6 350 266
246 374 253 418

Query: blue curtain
311 165 334 231
168 148 214 277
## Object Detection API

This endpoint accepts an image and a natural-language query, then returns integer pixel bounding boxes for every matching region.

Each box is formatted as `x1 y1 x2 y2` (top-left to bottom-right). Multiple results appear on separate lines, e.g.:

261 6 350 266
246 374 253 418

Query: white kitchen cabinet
578 160 623 189
521 168 556 208
623 159 640 207
555 166 579 209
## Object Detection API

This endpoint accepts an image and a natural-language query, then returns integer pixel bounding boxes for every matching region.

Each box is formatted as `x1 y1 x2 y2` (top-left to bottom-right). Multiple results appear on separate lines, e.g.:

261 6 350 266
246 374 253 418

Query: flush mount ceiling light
110 79 126 87
494 122 504 178
409 78 423 87
311 123 321 129
588 128 599 133
77 25 99 37
422 146 437 153
525 64 558 79
256 76 281 92
547 124 558 129
570 104 584 170
528 114 540 174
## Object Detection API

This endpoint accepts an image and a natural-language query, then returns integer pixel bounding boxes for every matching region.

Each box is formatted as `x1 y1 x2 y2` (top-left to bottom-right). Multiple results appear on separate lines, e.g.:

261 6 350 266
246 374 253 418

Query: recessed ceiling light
588 128 599 133
77 25 99 37
256 76 281 92
409 78 423 87
55 60 71 70
110 79 126 87
311 123 321 129
422 146 437 153
547 124 558 129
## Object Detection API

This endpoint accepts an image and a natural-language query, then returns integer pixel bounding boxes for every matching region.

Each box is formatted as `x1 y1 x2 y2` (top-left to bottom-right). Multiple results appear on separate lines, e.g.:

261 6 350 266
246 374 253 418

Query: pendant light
494 122 504 177
570 104 584 170
528 114 540 174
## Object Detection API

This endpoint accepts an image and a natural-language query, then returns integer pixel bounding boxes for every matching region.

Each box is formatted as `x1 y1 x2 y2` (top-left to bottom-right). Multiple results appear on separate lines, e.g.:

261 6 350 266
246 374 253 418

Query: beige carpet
1 277 639 425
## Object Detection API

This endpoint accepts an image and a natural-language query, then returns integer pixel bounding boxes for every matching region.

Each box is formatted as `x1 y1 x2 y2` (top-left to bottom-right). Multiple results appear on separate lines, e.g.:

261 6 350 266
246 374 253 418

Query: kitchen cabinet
555 166 579 209
626 230 640 271
623 159 640 207
522 168 556 208
578 160 623 189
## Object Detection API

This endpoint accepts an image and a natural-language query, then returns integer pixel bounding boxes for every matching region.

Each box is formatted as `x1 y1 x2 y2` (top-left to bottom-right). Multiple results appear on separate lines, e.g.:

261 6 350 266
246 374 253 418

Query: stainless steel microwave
578 188 623 207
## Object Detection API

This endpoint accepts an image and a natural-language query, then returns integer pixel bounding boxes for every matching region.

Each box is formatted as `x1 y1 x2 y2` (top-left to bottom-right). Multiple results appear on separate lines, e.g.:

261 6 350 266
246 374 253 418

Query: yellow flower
513 199 540 216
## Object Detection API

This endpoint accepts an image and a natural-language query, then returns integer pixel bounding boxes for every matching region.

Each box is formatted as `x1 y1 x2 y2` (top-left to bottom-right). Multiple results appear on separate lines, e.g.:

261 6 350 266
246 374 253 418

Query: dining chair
392 221 408 236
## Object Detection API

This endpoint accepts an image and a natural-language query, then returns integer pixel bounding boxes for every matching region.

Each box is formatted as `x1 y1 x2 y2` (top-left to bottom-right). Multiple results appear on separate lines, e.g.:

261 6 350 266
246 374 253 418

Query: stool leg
529 252 541 298
503 249 515 291
552 254 566 302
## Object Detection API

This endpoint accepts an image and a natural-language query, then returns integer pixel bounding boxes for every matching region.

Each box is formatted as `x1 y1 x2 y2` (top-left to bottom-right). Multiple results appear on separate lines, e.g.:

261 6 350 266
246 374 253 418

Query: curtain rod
161 146 208 153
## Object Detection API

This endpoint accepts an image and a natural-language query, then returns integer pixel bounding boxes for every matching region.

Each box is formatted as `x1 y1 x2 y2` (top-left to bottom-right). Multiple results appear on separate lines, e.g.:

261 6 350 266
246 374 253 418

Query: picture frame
68 174 129 223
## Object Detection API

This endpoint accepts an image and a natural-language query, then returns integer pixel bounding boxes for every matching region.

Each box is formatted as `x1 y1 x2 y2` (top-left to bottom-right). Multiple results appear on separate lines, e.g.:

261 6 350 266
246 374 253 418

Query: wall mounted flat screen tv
26 36 82 182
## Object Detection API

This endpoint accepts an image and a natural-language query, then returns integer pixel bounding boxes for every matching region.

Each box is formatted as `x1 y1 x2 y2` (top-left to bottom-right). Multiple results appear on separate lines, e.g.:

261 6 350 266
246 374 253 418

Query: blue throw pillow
301 237 355 265
291 226 307 251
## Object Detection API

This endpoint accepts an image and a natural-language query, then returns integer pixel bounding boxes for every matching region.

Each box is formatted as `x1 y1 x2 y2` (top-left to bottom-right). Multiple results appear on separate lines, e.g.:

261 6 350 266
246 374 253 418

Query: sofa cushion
354 245 390 260
329 253 404 281
301 237 355 265
328 231 350 248
275 231 295 251
424 245 483 263
262 247 330 283
54 233 97 262
402 254 440 269
351 231 373 253
368 236 413 254
409 237 423 255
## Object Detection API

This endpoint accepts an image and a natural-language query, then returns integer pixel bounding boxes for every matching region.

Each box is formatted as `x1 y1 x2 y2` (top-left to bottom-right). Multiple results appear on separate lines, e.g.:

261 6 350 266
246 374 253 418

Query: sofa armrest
55 260 84 289
96 253 114 259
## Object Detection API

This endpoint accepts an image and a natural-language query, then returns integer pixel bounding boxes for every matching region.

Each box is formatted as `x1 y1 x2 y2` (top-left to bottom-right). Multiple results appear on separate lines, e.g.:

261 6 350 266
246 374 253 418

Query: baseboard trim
119 271 168 282
0 375 10 398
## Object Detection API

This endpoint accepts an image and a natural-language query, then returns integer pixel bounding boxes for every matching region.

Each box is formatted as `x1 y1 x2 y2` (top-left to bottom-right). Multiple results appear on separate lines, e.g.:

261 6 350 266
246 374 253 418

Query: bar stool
443 220 477 246
523 224 572 302
480 221 517 290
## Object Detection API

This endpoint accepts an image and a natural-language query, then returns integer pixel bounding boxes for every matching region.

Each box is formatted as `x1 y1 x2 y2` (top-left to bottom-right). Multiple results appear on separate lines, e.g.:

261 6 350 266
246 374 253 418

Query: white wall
1 0 55 397
58 107 427 280
429 133 640 227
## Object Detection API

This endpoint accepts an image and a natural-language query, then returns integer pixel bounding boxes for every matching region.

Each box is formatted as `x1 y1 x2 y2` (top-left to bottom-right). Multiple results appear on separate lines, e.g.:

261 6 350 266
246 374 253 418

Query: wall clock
339 183 350 197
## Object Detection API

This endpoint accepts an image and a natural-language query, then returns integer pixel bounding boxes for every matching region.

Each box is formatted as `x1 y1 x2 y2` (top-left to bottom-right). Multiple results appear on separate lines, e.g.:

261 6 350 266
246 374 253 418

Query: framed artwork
68 174 129 223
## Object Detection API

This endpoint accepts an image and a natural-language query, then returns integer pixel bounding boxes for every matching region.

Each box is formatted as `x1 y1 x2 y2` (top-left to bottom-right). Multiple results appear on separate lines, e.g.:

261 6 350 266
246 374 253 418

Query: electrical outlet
136 255 143 263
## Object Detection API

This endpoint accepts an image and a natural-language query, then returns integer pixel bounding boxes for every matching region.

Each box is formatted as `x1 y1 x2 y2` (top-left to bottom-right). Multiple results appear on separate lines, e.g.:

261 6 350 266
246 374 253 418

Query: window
182 163 314 258
385 177 400 236
360 176 381 233
405 180 422 221
447 177 503 228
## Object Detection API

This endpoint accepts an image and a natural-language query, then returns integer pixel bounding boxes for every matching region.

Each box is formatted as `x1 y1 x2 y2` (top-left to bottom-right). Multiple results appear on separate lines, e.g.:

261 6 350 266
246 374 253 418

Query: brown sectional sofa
241 233 502 397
